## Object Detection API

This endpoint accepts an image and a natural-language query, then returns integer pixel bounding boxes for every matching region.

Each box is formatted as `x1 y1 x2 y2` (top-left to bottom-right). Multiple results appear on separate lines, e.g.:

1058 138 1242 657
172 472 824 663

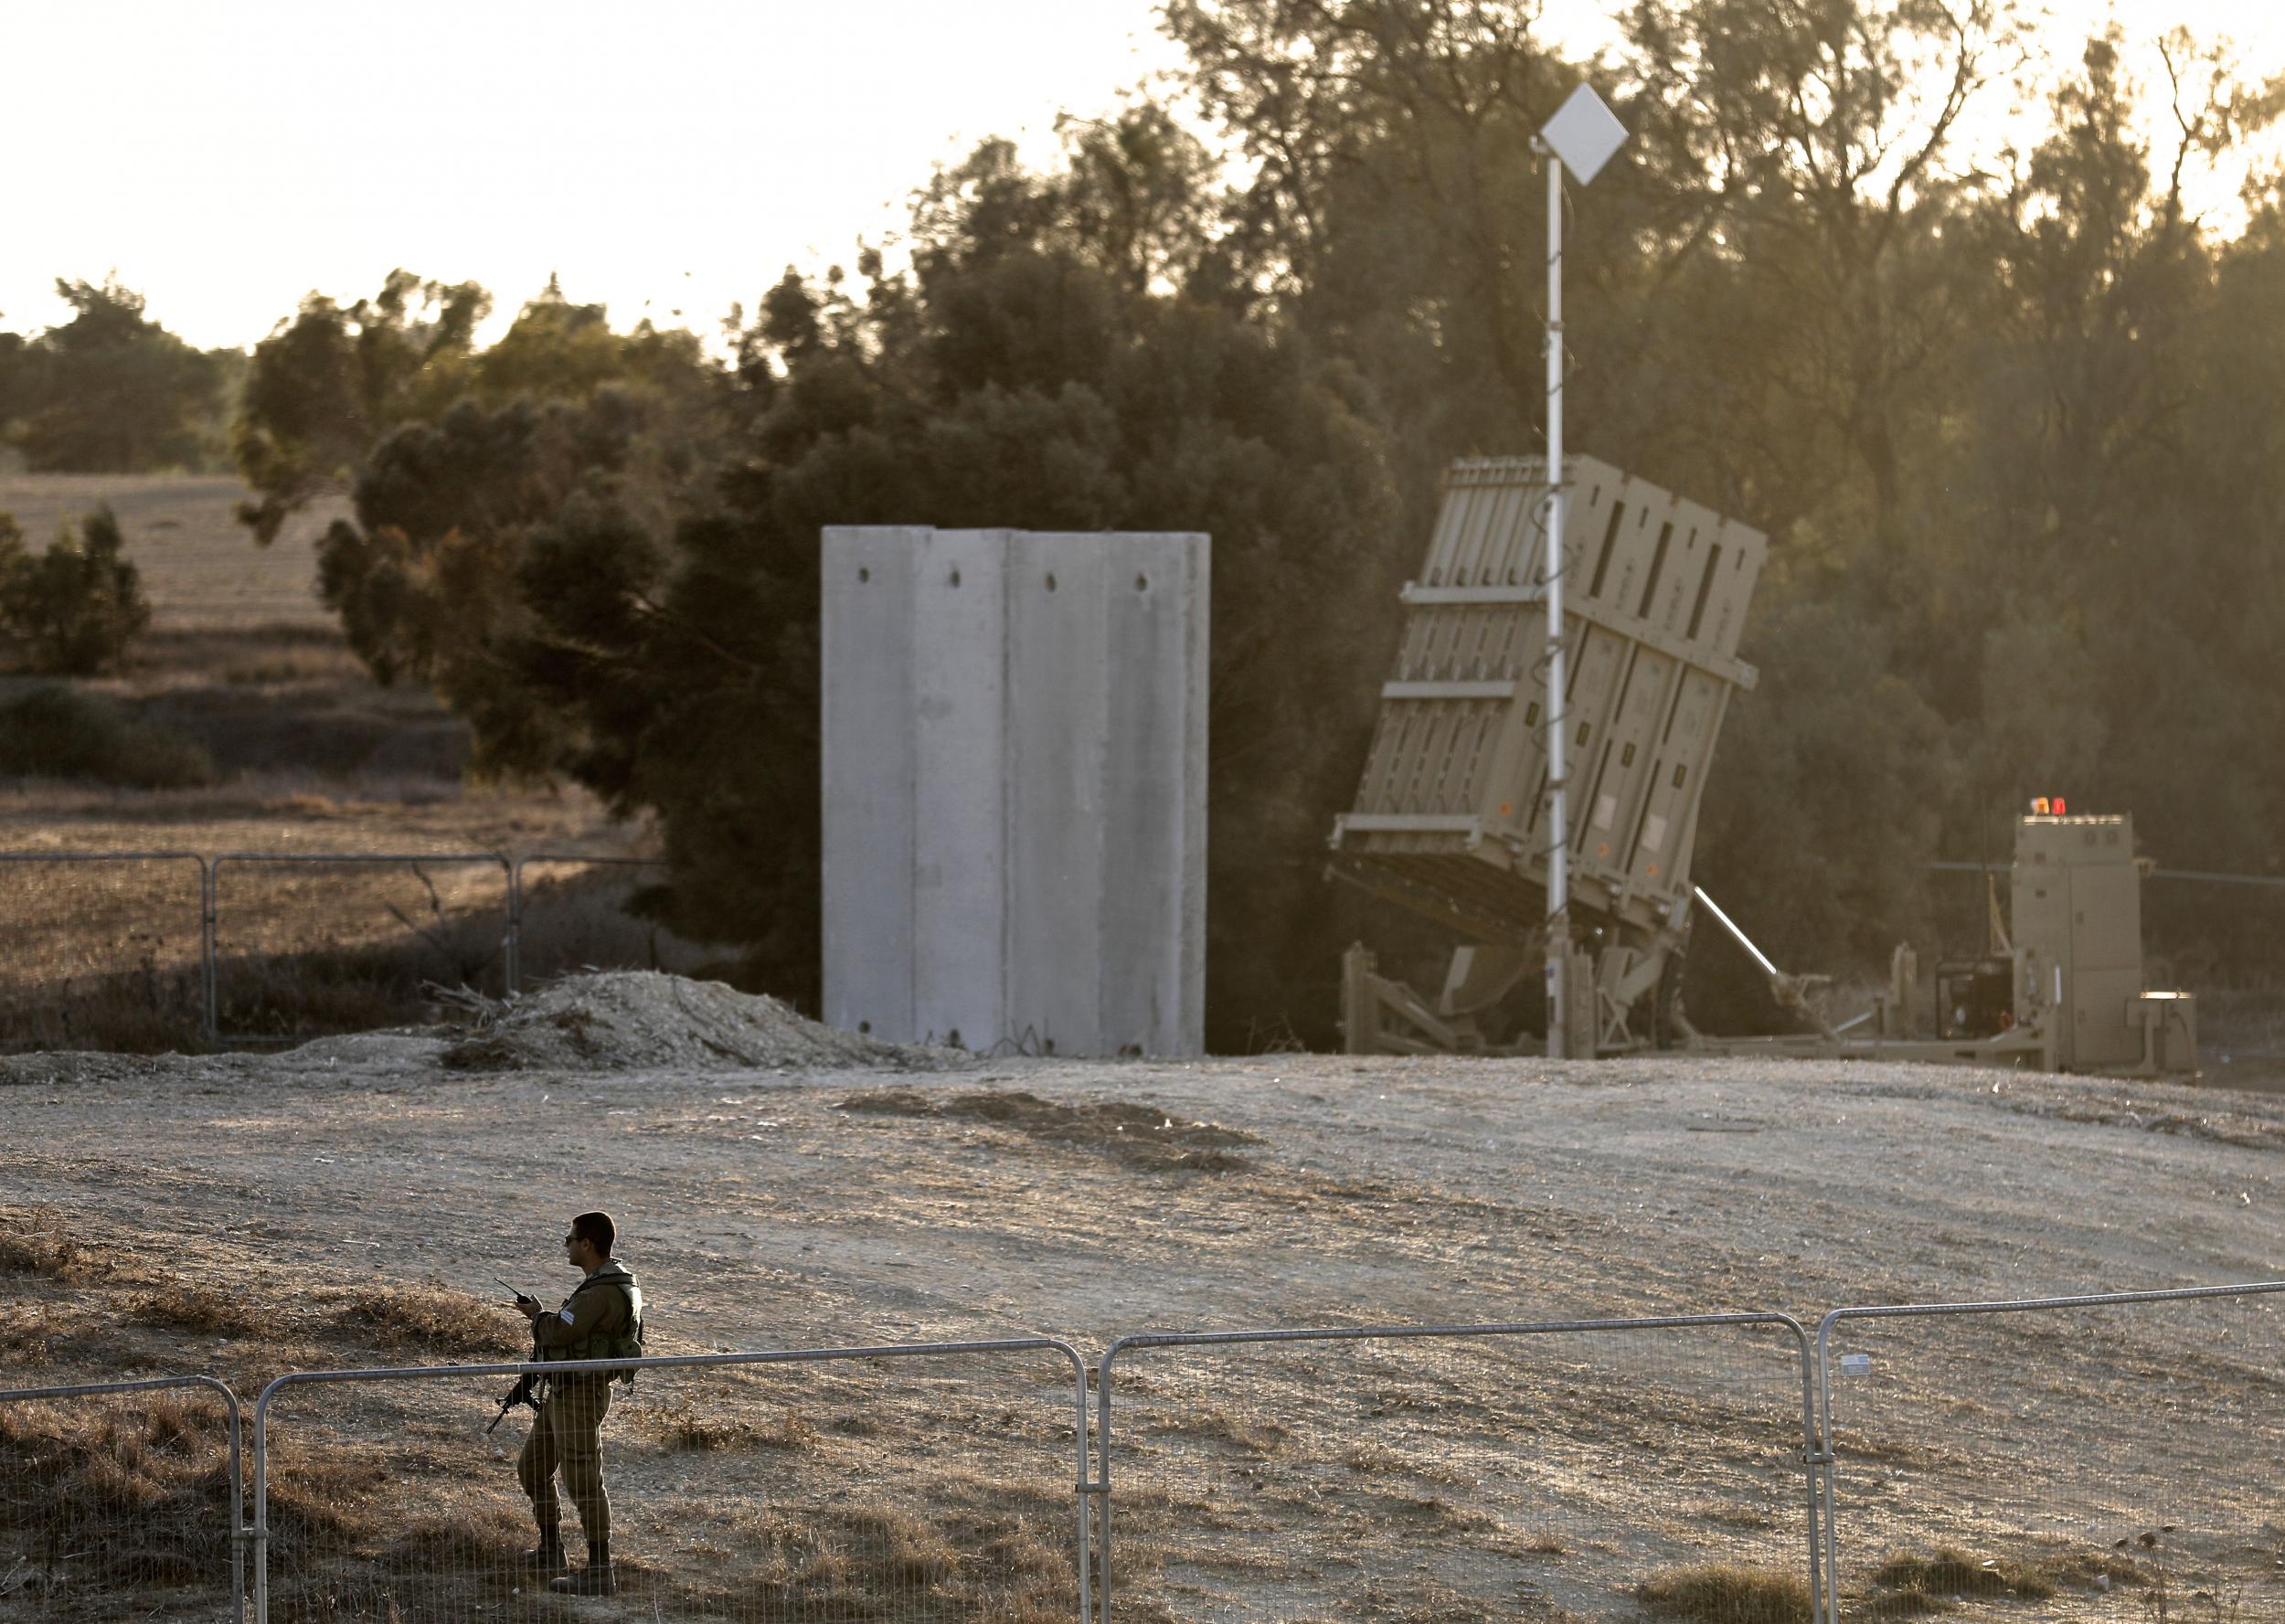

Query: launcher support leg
1341 943 1463 1055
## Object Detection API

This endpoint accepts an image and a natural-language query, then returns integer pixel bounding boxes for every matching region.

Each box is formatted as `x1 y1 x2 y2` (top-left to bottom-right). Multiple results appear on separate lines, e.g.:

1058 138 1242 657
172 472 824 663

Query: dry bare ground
7 992 2285 1622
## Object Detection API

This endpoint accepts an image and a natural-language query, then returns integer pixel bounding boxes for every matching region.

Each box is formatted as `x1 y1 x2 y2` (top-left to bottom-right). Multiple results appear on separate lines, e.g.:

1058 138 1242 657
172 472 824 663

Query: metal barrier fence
0 1375 244 1623
251 1341 1089 1624
0 852 208 1052
12 1286 2285 1621
1094 1315 1820 1624
1814 1282 2285 1624
211 852 513 1046
0 849 668 1050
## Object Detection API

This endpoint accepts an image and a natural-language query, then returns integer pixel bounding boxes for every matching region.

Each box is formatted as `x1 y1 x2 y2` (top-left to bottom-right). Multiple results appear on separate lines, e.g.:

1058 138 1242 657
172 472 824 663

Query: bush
1640 1563 1813 1624
0 504 153 674
0 685 216 788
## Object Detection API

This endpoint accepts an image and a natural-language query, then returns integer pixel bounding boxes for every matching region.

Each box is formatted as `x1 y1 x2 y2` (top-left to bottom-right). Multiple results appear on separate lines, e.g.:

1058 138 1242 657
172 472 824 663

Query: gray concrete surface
823 527 1207 1056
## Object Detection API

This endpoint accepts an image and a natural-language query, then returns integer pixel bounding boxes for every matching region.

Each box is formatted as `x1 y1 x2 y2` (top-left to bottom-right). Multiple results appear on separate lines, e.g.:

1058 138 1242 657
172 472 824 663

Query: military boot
519 1529 568 1574
549 1561 617 1597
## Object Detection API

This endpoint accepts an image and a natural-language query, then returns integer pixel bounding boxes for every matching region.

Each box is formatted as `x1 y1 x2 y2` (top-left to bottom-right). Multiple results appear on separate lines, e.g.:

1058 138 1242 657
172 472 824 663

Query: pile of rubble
440 971 960 1074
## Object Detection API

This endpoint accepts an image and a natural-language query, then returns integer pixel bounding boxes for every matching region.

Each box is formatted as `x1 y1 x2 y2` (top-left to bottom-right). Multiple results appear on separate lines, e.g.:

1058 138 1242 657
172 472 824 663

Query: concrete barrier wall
822 527 1208 1056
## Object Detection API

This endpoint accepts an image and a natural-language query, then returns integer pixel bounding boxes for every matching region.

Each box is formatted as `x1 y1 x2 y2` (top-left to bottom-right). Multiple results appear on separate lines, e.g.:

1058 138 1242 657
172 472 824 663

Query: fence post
506 855 523 995
250 1396 269 1624
199 857 218 1049
1812 1316 1841 1624
1094 1343 1122 1624
226 1390 248 1623
1070 1346 1097 1624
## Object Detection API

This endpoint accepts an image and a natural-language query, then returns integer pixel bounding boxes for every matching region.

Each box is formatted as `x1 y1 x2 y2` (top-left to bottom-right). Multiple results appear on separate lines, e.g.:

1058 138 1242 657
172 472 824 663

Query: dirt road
6 1043 2278 1336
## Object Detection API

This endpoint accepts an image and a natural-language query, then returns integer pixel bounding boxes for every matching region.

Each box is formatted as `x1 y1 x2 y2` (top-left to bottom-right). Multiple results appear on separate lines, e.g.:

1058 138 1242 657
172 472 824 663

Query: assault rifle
486 1281 545 1437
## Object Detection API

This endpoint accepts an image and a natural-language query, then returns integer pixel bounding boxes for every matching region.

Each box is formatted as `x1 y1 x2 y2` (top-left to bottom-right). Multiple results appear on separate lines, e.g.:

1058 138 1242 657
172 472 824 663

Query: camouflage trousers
517 1376 614 1548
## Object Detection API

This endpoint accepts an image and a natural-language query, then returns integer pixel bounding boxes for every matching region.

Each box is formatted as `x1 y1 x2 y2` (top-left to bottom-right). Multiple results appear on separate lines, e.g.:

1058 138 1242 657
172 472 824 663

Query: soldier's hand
515 1298 544 1320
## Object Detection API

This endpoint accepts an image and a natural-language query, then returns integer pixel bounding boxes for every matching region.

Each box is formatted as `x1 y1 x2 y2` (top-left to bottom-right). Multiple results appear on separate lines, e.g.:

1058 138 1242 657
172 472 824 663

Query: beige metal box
2011 814 2143 1069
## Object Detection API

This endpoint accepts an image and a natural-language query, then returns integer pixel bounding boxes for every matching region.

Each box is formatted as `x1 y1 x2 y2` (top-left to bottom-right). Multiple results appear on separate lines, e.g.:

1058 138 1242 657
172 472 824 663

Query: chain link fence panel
507 855 709 991
250 1342 1090 1623
209 854 511 1044
0 854 207 1053
1817 1284 2285 1624
1096 1315 1818 1624
0 1375 245 1623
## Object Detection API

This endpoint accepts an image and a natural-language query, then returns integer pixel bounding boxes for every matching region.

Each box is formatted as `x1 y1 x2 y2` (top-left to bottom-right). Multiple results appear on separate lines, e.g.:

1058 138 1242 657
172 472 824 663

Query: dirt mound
837 1086 1259 1172
441 971 958 1074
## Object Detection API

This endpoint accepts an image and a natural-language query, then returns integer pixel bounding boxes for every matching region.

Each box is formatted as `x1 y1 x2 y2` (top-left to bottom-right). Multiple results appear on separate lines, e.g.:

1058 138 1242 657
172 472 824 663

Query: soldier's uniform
518 1258 643 1565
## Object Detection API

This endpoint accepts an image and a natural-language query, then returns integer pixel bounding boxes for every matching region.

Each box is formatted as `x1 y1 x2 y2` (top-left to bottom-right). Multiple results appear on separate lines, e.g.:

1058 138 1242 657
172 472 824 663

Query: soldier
514 1210 643 1597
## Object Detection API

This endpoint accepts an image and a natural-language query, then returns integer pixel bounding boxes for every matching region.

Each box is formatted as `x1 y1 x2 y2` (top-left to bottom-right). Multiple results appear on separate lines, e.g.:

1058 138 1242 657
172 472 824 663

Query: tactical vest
554 1266 644 1367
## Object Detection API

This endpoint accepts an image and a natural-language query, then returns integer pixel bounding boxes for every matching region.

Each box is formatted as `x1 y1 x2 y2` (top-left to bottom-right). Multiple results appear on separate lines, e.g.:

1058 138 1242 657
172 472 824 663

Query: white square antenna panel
1540 83 1628 185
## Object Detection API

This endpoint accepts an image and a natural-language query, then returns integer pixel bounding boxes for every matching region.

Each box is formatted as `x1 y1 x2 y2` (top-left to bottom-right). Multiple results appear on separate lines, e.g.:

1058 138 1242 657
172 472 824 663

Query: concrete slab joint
822 526 1209 1058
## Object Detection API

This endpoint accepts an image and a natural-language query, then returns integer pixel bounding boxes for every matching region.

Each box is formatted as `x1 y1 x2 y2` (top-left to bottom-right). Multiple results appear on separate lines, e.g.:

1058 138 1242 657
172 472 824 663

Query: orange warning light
2031 797 2051 815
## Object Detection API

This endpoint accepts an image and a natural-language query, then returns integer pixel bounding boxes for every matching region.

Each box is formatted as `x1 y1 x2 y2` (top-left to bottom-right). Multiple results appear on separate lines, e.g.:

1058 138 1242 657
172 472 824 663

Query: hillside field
5 1007 2285 1621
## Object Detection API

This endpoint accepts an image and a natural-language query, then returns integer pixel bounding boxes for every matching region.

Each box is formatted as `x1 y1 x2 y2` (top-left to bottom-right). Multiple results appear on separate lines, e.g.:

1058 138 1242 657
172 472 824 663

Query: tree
233 270 489 543
314 381 715 770
3 279 220 472
1622 0 2020 545
1164 0 1562 491
0 330 27 443
0 505 153 674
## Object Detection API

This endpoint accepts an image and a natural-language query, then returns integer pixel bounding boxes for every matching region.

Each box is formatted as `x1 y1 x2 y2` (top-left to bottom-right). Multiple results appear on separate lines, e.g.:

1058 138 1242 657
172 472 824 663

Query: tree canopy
0 279 227 472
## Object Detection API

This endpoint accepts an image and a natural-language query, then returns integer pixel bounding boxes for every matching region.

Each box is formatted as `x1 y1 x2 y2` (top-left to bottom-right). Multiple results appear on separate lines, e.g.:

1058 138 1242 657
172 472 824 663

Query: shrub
0 685 216 788
0 505 153 674
1640 1563 1814 1624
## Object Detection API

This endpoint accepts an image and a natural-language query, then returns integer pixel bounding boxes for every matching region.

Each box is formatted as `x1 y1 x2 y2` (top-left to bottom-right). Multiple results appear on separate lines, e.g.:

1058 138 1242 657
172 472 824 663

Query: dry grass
324 1281 526 1360
651 1399 821 1454
1145 1406 1288 1454
1870 1547 2057 1601
129 1281 271 1340
1355 1576 1513 1624
0 1223 112 1284
1855 1544 2150 1616
633 1496 1076 1623
0 860 705 1055
261 1448 392 1554
839 1087 1261 1173
1641 1562 1816 1624
0 1395 239 1607
1694 1500 1782 1531
0 968 205 1055
382 1499 535 1567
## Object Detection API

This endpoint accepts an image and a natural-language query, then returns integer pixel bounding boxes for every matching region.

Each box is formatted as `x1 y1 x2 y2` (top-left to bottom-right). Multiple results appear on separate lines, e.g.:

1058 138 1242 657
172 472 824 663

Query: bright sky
2 0 2278 354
